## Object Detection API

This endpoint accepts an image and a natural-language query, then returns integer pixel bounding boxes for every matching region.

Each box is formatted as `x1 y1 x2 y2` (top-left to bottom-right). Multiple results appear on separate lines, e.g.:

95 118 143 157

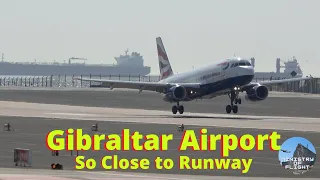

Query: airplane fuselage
159 57 255 100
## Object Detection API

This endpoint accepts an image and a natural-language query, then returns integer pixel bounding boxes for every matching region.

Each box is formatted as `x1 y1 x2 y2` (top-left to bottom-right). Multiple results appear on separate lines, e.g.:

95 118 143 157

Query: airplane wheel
178 105 184 114
226 105 232 114
232 105 238 114
172 106 178 114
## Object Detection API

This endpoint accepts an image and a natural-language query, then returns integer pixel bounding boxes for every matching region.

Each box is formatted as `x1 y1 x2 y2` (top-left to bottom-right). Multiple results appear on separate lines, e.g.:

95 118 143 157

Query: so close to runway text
46 128 281 174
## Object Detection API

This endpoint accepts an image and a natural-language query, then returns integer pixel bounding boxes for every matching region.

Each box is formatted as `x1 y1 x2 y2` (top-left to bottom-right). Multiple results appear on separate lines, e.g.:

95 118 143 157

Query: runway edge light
51 163 63 170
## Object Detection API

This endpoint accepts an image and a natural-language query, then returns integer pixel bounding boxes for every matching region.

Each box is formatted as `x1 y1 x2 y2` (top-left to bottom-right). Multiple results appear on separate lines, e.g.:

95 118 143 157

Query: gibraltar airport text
46 129 281 174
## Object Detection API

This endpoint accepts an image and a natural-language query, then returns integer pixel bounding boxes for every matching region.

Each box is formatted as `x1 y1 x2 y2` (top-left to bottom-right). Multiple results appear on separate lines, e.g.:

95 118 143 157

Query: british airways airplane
75 37 313 115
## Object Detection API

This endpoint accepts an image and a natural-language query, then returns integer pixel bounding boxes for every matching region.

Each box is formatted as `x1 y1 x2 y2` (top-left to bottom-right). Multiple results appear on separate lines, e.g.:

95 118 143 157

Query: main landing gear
226 88 242 114
172 102 184 114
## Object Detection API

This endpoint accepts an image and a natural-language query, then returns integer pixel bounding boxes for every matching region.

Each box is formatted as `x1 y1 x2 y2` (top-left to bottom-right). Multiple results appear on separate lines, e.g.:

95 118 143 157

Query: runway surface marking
0 101 319 132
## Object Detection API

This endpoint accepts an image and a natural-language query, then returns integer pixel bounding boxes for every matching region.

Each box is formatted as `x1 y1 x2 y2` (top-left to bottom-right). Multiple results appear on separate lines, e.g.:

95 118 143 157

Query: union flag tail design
156 37 174 80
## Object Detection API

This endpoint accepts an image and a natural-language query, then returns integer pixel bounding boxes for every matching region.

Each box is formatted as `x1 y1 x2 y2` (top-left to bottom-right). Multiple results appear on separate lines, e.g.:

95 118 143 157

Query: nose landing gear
226 87 242 114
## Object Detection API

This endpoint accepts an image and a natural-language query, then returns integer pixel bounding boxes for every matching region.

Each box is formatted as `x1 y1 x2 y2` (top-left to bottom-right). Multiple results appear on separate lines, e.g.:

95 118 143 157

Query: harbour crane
68 57 87 64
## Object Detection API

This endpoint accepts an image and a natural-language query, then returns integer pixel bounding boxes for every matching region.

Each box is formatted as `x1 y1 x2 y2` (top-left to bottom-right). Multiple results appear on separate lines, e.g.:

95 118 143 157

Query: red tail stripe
157 44 169 61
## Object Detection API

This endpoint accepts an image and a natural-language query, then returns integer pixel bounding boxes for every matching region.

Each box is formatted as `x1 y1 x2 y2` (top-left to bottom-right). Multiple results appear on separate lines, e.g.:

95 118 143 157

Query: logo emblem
278 137 316 175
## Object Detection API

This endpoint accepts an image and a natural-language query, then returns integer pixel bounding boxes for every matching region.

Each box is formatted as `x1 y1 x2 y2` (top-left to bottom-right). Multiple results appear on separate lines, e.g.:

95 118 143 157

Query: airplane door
220 68 227 80
217 69 224 83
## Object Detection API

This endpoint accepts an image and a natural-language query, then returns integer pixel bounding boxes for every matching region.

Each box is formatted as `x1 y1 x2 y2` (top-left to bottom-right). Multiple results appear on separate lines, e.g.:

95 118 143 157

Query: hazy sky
0 0 319 76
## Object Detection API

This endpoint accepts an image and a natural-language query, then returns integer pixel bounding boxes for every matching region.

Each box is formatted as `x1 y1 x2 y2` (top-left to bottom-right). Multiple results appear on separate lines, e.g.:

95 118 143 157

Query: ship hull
0 63 151 76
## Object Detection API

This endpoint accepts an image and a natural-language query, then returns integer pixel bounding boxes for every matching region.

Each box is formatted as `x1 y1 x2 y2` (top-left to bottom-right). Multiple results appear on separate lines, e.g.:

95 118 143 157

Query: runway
0 88 319 179
0 87 319 118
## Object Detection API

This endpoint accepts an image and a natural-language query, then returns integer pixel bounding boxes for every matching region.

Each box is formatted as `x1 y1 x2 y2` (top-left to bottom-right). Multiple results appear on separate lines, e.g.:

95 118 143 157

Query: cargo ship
0 49 151 76
250 56 303 79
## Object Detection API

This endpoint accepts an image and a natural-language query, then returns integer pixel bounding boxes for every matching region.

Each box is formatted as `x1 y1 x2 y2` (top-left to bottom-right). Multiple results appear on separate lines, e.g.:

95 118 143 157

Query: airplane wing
242 76 313 90
74 76 313 99
200 76 314 99
73 77 201 93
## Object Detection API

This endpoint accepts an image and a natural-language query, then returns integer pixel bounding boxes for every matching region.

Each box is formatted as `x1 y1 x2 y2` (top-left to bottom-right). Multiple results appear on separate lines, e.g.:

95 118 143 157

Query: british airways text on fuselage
200 72 221 81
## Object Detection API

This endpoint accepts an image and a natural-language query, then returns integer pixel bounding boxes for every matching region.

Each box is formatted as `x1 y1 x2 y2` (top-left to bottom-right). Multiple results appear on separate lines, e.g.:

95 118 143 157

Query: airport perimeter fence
0 74 319 94
0 74 160 88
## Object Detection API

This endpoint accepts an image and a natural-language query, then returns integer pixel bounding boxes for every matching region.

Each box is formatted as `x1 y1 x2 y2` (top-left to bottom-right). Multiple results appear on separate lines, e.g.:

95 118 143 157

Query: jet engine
245 85 269 102
163 85 187 102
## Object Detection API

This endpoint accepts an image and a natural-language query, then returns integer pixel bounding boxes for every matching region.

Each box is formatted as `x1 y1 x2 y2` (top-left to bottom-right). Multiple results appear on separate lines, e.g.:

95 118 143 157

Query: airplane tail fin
156 37 173 80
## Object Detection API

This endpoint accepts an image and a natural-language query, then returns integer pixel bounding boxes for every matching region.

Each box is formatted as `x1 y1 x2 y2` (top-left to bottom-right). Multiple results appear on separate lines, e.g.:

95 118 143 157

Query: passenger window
231 63 234 68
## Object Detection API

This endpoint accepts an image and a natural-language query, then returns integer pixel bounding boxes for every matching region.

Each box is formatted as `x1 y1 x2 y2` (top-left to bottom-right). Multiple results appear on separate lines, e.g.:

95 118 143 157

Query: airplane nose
243 66 254 75
249 66 254 75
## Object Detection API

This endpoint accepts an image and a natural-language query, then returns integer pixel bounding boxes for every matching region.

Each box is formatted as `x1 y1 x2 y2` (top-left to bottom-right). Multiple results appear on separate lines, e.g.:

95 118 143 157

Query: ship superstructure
251 56 303 79
0 50 151 76
115 49 144 67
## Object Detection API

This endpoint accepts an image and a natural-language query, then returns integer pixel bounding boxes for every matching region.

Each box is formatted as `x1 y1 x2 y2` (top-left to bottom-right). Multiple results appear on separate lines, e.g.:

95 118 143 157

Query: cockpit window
239 60 251 66
239 60 246 66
